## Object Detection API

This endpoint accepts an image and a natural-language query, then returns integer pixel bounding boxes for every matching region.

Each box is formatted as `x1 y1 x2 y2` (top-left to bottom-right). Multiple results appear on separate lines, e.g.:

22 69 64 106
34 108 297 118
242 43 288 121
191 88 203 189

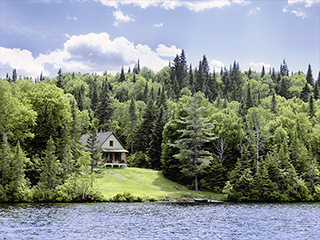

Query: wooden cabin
81 131 128 168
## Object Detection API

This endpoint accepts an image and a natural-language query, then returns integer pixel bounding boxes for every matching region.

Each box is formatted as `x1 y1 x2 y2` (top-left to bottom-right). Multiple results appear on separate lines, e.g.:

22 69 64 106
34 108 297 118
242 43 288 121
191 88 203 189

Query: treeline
2 52 320 202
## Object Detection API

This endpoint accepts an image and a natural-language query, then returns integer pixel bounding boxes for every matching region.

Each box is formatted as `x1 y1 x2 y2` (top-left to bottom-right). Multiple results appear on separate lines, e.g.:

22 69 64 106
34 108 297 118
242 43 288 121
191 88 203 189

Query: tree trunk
195 175 198 192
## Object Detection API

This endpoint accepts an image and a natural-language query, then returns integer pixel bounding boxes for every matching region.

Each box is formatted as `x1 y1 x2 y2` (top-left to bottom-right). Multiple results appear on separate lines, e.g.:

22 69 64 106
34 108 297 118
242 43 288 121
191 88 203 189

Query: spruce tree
300 83 311 102
40 137 60 192
119 67 126 82
135 98 156 153
90 77 99 112
261 66 265 78
309 95 315 118
245 83 253 110
314 83 319 100
173 94 215 192
86 126 101 174
12 69 17 83
148 106 166 169
280 59 289 77
129 97 136 154
306 64 314 86
56 68 63 88
96 77 114 130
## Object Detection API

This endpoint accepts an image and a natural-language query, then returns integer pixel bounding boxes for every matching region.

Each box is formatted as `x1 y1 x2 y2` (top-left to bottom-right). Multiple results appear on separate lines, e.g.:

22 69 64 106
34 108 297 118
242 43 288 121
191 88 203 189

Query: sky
0 0 319 79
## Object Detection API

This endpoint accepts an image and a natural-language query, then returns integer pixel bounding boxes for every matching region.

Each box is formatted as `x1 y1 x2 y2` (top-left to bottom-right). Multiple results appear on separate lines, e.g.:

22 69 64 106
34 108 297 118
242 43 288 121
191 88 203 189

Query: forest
1 51 320 202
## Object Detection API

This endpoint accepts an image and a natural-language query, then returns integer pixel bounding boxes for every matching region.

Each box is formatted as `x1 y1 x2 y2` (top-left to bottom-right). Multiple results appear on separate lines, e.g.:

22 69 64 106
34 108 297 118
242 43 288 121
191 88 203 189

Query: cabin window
109 140 114 147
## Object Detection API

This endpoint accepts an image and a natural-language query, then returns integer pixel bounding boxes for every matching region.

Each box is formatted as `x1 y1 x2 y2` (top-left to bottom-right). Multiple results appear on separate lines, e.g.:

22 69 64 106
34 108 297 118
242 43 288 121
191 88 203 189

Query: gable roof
80 131 128 151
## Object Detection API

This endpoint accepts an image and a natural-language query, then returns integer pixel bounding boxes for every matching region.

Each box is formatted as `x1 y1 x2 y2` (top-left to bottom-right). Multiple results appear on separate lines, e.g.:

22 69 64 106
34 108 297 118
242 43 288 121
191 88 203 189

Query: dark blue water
0 202 319 240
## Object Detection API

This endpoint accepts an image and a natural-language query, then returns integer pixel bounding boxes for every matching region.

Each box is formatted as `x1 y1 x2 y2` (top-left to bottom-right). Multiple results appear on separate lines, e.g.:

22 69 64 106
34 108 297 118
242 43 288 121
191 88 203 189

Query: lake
0 202 319 240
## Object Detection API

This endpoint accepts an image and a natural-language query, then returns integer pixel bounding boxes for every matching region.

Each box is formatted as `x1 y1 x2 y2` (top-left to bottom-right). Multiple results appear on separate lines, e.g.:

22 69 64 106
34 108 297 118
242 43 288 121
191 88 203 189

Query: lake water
0 202 319 240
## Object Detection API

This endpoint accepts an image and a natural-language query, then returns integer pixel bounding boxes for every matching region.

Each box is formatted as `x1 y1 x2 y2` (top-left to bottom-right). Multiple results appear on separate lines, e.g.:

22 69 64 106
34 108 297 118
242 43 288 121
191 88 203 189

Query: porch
101 151 127 168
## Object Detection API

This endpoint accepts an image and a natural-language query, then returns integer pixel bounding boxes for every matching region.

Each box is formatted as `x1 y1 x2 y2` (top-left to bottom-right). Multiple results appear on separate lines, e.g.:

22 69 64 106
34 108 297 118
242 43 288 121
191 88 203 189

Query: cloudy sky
0 0 319 78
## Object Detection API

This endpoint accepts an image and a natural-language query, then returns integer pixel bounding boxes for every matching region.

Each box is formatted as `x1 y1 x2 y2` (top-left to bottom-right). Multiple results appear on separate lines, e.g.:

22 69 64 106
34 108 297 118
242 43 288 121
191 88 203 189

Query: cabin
81 131 129 168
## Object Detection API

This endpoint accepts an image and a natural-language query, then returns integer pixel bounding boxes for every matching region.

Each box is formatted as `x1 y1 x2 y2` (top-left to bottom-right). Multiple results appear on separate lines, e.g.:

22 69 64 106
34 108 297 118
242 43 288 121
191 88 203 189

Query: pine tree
300 83 311 102
245 83 253 110
306 64 314 86
77 84 85 111
229 61 243 102
129 97 136 154
314 83 319 100
9 140 29 201
0 131 11 194
173 94 215 192
96 77 114 130
143 82 148 103
271 92 277 114
86 126 101 174
90 77 99 112
12 69 17 83
56 68 63 88
261 66 265 78
280 59 289 77
148 106 166 169
135 98 156 153
119 67 126 82
279 77 290 99
40 137 60 192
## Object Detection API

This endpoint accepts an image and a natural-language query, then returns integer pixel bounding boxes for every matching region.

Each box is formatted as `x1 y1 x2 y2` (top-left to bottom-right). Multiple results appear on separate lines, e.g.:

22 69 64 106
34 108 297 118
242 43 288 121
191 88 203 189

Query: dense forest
1 51 320 202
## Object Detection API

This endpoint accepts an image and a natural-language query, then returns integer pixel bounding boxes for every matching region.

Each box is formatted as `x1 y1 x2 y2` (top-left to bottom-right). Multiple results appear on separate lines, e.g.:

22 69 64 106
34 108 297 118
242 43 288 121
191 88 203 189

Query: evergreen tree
261 66 265 78
300 83 311 102
96 77 114 130
90 77 99 112
173 94 215 192
129 97 136 154
245 83 253 110
279 77 290 99
56 68 63 88
39 137 60 195
280 59 289 77
306 64 314 86
314 83 319 100
143 82 148 103
8 140 29 201
119 67 126 82
135 98 156 153
229 61 242 102
12 69 17 83
148 106 166 169
271 92 277 114
77 84 85 111
0 131 11 197
86 126 101 174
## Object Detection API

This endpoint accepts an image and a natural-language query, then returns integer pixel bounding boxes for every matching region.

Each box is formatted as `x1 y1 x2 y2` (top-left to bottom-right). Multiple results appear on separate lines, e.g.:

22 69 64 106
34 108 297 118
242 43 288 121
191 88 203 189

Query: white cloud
113 10 135 26
67 15 78 21
156 44 181 57
232 0 250 6
153 22 163 28
96 0 250 12
284 0 320 18
249 62 272 72
248 6 260 15
209 59 225 72
1 32 181 77
0 47 48 77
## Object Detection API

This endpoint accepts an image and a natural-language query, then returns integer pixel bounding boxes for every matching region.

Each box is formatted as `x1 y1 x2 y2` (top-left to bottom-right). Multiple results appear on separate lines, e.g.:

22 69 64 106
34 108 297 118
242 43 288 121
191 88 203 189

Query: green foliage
1 56 320 203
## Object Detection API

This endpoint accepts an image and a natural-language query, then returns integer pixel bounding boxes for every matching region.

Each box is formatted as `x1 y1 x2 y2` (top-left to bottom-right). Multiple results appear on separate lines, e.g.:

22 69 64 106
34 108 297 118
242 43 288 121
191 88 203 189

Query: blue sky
0 0 319 79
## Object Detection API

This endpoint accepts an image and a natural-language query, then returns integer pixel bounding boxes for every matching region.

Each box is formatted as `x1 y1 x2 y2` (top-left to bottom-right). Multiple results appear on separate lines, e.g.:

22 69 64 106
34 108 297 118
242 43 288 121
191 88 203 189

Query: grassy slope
95 167 224 201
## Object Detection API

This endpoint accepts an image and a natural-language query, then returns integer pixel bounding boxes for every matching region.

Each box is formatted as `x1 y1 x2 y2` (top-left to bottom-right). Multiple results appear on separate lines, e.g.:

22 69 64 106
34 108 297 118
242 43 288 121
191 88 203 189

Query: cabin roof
80 131 128 152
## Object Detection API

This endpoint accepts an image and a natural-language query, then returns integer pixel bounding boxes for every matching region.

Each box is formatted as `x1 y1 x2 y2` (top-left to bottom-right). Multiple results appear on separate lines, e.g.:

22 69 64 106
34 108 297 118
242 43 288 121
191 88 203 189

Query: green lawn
94 167 224 201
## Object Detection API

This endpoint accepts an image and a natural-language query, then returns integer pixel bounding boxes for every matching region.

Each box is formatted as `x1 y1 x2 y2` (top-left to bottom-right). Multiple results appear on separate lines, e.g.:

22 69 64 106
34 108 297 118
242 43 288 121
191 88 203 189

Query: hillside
95 167 224 201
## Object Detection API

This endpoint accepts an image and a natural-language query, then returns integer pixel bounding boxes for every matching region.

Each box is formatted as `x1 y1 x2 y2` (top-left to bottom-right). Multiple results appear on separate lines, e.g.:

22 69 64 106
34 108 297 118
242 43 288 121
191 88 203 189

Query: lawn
94 167 224 201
